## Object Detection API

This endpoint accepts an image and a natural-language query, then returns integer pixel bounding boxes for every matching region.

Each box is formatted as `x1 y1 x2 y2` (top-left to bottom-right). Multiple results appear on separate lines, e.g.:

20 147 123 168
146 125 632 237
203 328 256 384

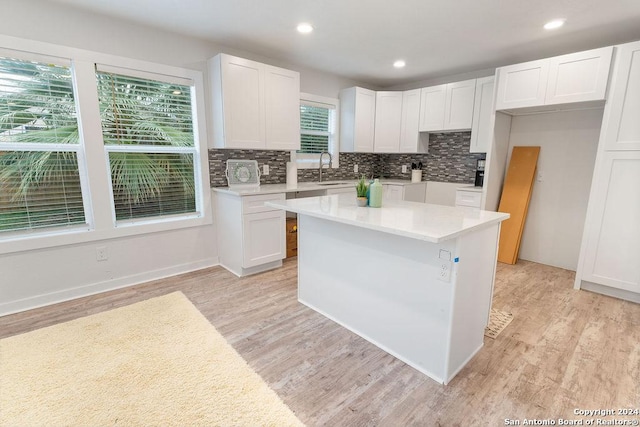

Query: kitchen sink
317 182 350 186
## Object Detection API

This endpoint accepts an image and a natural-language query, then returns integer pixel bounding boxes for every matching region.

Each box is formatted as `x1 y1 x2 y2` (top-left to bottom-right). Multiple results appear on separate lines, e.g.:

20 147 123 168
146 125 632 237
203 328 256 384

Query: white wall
0 0 368 315
506 108 602 271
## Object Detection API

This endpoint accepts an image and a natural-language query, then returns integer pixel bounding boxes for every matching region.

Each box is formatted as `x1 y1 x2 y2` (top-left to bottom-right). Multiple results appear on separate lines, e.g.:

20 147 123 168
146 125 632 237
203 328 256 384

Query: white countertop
266 195 509 243
212 179 425 196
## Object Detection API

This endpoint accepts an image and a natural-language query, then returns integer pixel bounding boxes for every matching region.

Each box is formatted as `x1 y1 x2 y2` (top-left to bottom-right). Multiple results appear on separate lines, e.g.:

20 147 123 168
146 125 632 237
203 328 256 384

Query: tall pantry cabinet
575 40 640 302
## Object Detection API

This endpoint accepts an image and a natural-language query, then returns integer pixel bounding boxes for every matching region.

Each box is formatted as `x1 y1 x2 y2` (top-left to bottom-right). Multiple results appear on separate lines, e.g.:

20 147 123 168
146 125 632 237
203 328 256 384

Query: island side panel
446 223 501 383
297 214 456 383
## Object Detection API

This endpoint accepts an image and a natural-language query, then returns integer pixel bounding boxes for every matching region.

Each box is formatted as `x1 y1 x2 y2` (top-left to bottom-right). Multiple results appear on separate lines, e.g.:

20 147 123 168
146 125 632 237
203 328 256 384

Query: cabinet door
603 41 640 151
242 210 285 268
419 85 446 131
443 79 476 130
545 46 613 106
383 184 404 202
374 91 403 153
581 151 640 293
220 54 266 148
400 89 422 153
354 88 376 152
495 59 549 110
264 65 300 150
470 76 495 153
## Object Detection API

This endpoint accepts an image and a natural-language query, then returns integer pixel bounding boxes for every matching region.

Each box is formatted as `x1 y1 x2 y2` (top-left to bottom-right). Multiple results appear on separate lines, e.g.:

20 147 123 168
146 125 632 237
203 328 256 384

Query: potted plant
356 175 368 207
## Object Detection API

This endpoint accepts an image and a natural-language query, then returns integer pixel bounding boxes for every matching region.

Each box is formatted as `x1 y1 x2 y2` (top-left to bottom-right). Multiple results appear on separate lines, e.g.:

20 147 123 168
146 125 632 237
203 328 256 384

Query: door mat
484 308 514 339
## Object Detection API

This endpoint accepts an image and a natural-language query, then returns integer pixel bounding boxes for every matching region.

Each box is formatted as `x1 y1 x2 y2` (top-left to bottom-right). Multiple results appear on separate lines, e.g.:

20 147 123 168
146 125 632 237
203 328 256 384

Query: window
96 68 200 223
295 93 339 168
0 56 87 234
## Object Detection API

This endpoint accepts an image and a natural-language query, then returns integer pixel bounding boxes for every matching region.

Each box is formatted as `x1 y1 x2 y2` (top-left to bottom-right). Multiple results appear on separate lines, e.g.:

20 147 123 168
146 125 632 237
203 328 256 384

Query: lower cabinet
455 188 482 208
578 151 640 295
383 182 426 203
216 192 285 277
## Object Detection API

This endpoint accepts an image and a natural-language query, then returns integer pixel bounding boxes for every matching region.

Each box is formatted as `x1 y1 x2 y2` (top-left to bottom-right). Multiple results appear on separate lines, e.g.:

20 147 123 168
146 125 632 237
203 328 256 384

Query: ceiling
49 0 640 87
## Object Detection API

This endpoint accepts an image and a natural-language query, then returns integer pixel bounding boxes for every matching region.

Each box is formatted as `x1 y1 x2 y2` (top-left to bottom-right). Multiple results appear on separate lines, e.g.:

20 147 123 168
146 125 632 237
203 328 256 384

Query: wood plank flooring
2 259 639 426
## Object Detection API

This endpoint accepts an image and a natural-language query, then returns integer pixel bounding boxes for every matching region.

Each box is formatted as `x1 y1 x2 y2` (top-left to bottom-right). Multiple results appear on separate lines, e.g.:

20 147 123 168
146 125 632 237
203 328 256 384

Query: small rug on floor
0 292 303 427
484 308 514 339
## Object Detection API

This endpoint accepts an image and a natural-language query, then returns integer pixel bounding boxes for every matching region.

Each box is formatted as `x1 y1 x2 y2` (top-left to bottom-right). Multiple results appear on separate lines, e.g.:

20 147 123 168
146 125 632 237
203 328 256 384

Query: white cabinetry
495 47 613 111
216 192 286 277
419 79 476 132
209 53 300 150
469 76 495 153
399 89 423 153
340 87 376 152
374 91 403 153
602 41 640 151
455 188 482 208
383 182 426 203
575 41 640 302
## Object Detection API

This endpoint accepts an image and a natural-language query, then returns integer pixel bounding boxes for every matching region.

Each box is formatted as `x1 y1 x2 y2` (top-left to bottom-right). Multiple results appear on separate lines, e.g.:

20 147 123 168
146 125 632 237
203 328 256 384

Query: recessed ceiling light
297 23 314 34
544 19 566 30
393 60 406 69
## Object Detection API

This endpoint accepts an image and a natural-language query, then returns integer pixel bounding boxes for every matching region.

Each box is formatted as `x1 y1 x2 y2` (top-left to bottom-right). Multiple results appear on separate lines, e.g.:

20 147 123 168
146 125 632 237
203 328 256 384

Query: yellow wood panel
497 146 540 264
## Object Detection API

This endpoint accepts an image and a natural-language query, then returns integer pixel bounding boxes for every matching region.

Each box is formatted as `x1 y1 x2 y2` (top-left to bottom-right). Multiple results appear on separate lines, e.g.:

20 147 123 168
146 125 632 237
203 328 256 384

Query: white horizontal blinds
299 103 331 154
97 69 198 222
0 56 86 233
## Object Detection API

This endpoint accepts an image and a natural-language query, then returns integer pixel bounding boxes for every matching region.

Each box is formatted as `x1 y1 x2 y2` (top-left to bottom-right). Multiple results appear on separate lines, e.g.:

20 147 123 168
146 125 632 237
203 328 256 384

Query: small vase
356 197 368 207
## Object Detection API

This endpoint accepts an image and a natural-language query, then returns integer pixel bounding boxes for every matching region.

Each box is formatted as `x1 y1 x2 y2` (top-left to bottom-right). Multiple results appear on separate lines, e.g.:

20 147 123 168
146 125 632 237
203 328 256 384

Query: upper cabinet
602 40 640 151
419 79 476 132
374 91 403 153
209 53 300 150
340 87 376 152
399 89 423 153
470 76 495 153
495 47 613 112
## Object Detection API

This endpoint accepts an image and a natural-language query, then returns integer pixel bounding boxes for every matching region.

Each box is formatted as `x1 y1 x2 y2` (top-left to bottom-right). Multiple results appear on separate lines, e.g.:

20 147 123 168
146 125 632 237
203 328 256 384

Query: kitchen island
266 195 509 384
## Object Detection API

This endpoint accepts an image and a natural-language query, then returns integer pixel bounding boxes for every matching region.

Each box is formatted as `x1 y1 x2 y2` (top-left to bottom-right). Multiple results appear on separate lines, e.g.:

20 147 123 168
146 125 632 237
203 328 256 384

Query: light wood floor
2 259 639 426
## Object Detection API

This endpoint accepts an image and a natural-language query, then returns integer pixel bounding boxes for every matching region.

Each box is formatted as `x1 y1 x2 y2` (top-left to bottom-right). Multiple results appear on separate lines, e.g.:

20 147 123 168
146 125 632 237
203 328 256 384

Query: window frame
294 92 339 169
0 37 212 256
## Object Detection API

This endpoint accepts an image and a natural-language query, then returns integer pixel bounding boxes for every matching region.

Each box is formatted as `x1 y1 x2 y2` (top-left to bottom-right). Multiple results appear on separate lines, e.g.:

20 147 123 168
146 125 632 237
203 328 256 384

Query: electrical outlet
402 165 408 173
96 246 108 261
438 261 451 282
354 164 358 173
263 164 269 175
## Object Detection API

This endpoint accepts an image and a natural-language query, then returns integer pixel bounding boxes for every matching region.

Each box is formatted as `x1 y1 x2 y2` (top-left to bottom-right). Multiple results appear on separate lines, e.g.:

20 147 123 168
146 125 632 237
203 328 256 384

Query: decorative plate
225 159 260 189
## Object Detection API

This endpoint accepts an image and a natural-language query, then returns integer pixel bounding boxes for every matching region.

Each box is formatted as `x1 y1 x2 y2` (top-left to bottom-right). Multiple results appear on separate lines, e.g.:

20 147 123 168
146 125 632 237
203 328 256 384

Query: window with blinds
299 102 334 154
0 56 87 233
96 69 199 223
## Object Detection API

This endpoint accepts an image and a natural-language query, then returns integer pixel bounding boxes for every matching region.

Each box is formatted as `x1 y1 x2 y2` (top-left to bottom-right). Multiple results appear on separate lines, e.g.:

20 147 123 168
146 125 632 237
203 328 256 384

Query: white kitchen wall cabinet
419 79 476 132
399 89 423 153
469 76 495 153
575 41 640 303
340 87 376 152
495 47 613 112
602 41 640 151
374 91 403 153
209 53 300 150
215 192 286 277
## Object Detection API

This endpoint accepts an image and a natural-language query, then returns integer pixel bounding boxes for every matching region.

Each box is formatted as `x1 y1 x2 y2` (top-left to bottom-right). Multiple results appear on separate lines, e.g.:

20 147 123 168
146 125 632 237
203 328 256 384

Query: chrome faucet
318 151 332 182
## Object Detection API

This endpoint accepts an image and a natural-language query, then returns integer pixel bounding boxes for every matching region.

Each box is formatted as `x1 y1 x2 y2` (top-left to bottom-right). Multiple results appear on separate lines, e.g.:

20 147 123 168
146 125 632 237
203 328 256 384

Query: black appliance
474 159 485 187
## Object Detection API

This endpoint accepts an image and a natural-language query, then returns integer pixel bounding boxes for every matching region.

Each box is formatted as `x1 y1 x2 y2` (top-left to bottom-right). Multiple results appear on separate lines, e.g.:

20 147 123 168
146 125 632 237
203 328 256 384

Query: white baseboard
580 281 640 304
0 257 219 317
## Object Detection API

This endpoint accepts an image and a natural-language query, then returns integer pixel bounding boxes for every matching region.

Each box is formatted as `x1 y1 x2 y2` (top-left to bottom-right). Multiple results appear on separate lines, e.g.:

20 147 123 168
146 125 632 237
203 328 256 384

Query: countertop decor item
356 175 368 207
225 159 260 189
369 179 383 208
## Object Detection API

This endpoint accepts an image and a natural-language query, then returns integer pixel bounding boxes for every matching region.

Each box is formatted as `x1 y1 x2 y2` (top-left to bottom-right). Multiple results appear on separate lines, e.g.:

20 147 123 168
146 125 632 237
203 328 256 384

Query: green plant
356 175 368 197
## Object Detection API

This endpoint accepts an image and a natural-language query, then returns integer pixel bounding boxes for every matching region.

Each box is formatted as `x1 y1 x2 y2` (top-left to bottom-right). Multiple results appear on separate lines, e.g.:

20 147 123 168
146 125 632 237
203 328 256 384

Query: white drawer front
455 190 482 208
241 193 285 214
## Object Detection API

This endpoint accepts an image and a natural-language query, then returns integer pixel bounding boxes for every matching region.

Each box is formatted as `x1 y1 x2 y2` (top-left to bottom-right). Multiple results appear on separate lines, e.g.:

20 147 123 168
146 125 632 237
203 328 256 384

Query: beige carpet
0 292 303 427
484 308 514 339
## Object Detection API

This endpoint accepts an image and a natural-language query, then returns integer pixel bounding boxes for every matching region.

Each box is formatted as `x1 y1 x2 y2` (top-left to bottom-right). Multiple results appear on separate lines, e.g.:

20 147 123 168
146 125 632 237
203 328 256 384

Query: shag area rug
0 292 303 427
484 308 514 339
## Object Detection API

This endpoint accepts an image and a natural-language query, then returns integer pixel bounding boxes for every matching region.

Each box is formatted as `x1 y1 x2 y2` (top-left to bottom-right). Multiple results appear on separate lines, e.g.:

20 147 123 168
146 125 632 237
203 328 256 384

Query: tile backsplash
209 132 485 187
